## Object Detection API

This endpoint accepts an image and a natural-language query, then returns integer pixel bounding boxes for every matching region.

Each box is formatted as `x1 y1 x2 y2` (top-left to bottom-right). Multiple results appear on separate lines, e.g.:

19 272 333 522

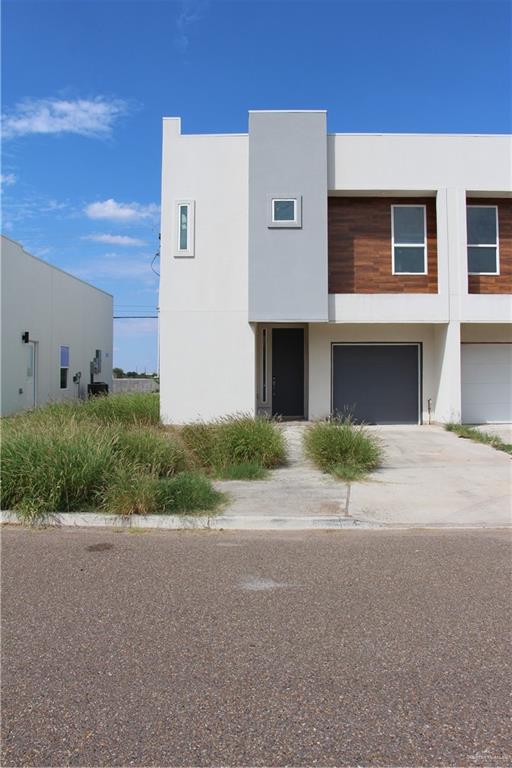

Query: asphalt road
1 527 511 767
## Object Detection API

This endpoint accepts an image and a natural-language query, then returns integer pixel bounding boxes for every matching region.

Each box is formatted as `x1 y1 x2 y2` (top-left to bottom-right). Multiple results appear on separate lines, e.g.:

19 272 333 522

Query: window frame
59 345 70 390
267 194 302 229
272 198 297 224
174 200 195 258
391 204 428 276
466 205 500 276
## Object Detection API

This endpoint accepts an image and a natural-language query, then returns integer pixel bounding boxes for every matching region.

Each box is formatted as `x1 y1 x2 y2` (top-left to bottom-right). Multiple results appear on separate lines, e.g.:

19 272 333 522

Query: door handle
272 376 276 397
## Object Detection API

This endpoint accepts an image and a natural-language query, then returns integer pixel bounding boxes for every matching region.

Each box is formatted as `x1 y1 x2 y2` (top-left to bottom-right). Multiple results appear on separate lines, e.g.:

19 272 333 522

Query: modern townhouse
159 111 511 425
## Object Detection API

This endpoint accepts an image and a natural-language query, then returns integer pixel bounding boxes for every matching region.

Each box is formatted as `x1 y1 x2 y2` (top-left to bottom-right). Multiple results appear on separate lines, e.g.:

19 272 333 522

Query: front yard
0 394 285 522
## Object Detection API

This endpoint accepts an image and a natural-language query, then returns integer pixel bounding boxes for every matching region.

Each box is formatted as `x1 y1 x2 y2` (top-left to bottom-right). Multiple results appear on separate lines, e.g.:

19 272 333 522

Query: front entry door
272 328 304 419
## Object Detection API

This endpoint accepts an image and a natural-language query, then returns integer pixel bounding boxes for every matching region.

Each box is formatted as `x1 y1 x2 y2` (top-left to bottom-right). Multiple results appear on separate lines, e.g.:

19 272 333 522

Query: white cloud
175 0 209 51
2 96 128 140
0 173 16 186
84 198 159 223
83 233 147 246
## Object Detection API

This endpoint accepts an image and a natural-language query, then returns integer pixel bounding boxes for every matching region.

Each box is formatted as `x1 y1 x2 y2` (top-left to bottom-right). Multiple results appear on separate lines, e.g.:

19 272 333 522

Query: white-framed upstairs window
60 345 69 389
174 200 195 257
467 205 499 275
391 204 427 275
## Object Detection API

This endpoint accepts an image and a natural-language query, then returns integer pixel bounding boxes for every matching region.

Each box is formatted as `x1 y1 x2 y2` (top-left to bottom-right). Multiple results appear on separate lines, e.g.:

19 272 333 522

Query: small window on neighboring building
272 198 297 223
467 206 499 274
392 205 427 274
60 345 69 389
175 200 195 257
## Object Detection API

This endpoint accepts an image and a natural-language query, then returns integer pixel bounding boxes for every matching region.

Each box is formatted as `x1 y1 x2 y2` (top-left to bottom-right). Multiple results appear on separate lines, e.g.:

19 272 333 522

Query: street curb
0 510 383 530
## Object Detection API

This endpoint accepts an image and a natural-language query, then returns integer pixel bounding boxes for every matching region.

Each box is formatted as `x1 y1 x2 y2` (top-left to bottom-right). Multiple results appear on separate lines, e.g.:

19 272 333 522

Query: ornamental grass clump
1 420 118 521
304 418 383 481
113 427 188 476
179 414 286 479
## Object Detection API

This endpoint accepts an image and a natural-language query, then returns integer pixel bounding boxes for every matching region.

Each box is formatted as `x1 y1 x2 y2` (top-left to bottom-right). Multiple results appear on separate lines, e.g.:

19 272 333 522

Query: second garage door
332 344 420 424
461 344 512 423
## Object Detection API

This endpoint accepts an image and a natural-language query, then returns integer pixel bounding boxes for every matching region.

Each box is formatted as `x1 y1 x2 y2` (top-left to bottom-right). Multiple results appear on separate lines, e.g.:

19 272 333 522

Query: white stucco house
159 110 511 425
0 236 113 416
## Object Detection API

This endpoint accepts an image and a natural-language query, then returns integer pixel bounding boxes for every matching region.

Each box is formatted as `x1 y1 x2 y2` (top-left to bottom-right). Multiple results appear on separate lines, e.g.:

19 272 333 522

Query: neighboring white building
159 111 512 425
1 236 113 416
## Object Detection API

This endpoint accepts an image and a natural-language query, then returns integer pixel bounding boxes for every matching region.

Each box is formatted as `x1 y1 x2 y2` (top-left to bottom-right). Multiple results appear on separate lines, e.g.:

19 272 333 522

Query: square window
273 199 296 222
268 195 302 228
59 345 69 389
392 205 427 274
467 206 499 274
60 345 70 367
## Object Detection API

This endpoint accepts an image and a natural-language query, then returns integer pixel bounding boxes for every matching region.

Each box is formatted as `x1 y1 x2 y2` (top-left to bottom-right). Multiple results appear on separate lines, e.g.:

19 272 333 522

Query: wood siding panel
328 197 438 294
467 198 512 294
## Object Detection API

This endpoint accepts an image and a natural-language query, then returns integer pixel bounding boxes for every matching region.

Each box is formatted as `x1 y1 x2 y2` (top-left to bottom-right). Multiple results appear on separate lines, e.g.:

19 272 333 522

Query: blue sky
2 0 511 372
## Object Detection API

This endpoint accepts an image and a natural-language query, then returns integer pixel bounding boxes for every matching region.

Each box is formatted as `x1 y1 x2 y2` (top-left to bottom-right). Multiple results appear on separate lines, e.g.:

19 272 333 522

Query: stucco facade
159 111 512 425
0 236 113 416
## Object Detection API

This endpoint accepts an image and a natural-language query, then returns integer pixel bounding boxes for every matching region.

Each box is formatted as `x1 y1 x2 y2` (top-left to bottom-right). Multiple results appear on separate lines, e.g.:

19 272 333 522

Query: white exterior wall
159 119 255 423
0 237 113 416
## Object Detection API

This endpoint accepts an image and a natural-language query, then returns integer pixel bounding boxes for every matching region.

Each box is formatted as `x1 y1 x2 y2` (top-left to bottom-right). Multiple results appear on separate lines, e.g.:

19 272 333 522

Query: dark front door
332 344 420 424
272 328 305 419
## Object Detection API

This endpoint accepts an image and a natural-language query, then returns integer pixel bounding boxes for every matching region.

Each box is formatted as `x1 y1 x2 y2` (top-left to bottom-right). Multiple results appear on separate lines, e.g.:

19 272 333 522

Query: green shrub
1 421 117 521
101 471 224 516
304 419 382 481
113 427 188 476
180 414 285 477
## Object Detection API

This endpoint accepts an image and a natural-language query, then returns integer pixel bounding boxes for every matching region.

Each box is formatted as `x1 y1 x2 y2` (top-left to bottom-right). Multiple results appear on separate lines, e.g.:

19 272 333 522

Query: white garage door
461 344 512 423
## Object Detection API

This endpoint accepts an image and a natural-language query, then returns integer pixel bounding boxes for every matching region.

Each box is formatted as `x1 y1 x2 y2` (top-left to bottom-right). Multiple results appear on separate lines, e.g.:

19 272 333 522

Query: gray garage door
332 344 420 424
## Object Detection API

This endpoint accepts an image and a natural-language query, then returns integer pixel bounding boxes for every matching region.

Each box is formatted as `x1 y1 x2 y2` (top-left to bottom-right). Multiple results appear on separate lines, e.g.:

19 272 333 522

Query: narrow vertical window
467 206 499 274
179 204 189 251
175 200 195 257
60 345 69 389
262 328 267 403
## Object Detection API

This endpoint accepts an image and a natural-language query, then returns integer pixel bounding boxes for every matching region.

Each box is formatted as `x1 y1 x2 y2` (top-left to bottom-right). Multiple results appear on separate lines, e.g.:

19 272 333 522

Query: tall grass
304 419 383 481
0 394 223 520
180 414 286 479
100 471 224 516
1 421 118 521
445 423 512 455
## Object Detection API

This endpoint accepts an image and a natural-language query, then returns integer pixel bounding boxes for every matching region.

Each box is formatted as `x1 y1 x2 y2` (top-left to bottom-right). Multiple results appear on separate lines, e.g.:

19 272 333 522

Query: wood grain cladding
328 197 438 294
467 198 512 294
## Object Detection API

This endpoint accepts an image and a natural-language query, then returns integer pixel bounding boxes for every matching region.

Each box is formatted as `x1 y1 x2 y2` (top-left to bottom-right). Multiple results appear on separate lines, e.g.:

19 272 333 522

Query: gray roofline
0 234 114 299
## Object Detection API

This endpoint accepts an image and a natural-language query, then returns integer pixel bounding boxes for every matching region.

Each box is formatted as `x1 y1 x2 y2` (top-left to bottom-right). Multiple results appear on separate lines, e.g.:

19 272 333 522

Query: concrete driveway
216 424 511 528
351 425 511 526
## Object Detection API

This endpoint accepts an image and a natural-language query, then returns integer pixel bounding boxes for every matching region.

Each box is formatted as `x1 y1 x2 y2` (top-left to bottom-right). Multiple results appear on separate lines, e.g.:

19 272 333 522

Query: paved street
2 527 511 767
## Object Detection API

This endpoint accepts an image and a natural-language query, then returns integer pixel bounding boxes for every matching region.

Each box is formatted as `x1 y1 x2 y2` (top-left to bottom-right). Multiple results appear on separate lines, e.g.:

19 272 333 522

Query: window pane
394 246 425 273
467 207 497 245
393 206 425 244
468 246 497 273
60 346 69 367
273 199 295 221
60 368 68 389
179 205 188 250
